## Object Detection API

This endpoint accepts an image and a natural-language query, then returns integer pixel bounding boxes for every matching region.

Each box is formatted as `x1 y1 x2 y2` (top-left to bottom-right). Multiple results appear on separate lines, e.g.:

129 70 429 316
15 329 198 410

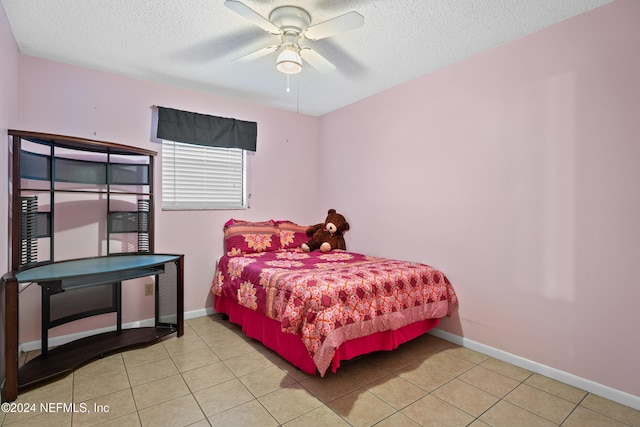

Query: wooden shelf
18 188 153 196
18 327 177 390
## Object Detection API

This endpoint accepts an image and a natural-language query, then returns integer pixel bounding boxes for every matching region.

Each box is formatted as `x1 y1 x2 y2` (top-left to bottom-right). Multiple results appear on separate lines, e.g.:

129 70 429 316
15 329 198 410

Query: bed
210 219 458 376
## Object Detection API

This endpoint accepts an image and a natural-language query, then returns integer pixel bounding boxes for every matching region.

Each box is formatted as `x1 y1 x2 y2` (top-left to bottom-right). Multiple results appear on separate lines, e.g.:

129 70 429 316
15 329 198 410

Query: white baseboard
19 307 215 353
429 328 640 411
184 307 215 319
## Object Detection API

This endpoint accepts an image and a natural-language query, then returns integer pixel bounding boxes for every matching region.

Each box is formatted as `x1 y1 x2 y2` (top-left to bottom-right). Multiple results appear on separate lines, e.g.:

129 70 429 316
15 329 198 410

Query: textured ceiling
1 0 613 116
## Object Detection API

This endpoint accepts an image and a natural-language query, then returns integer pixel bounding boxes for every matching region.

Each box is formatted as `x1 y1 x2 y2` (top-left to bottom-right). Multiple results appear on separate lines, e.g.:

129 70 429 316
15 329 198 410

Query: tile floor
2 314 639 426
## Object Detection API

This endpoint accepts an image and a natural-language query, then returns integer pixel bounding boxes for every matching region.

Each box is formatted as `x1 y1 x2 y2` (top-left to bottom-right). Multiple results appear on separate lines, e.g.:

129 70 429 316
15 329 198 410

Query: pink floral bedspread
211 249 458 375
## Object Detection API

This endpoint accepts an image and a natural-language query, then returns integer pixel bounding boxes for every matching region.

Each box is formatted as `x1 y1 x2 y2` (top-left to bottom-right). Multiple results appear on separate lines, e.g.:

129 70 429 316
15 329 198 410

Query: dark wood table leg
2 274 19 402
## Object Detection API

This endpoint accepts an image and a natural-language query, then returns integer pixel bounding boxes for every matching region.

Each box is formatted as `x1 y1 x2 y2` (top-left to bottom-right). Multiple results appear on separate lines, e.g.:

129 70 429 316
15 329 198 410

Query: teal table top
15 254 180 284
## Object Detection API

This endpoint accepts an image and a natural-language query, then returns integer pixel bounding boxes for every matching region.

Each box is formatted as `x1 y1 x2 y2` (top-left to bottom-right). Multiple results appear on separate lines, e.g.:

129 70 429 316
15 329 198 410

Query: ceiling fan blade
300 48 336 73
224 0 281 35
232 45 279 63
304 11 364 41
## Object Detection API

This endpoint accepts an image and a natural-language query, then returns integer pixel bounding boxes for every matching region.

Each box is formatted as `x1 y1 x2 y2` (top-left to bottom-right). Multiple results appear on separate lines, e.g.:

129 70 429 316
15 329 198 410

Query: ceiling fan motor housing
269 6 311 34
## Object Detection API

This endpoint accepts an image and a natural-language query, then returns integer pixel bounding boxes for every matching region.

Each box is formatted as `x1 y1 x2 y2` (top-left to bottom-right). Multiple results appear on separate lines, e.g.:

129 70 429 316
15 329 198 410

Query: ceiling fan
224 0 364 74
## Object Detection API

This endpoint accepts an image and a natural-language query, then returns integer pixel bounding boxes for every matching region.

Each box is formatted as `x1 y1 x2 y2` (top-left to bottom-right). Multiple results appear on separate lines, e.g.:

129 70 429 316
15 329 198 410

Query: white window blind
162 140 247 210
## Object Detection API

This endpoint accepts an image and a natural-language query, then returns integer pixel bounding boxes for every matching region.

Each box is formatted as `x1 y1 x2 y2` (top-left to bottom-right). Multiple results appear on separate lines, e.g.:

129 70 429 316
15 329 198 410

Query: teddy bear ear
344 222 350 231
328 209 336 214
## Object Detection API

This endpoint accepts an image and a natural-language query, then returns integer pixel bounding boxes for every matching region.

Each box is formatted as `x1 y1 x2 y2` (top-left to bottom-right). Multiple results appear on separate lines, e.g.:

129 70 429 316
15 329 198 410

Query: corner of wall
0 1 20 397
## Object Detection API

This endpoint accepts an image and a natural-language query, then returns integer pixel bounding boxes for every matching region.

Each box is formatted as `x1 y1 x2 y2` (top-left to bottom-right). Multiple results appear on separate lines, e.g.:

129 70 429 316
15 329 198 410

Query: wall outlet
144 283 154 296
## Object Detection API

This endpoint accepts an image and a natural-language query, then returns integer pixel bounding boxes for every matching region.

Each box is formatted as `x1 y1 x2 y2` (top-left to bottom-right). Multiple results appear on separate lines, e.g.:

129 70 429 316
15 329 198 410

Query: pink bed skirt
214 296 441 375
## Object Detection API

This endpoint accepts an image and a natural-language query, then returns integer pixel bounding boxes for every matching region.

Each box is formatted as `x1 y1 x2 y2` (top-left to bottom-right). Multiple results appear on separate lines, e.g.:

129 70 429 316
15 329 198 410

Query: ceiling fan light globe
276 49 302 74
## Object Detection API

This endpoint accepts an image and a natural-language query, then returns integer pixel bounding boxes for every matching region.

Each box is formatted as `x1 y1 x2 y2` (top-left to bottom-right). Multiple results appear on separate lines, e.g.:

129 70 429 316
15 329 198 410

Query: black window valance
156 106 257 152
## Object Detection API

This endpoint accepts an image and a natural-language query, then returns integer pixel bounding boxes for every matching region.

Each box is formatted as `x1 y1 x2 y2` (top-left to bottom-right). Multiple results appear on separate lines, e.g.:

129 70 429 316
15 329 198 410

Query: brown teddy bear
301 209 350 253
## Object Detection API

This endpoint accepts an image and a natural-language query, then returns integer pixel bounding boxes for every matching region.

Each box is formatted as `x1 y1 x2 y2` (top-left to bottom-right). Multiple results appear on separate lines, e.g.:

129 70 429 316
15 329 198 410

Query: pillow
276 220 309 250
223 219 281 256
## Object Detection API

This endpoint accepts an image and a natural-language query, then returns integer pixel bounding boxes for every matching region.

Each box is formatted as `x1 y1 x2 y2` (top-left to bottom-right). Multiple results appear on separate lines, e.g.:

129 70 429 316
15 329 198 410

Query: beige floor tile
197 327 246 346
238 365 296 397
396 359 455 392
71 388 137 427
188 317 233 333
299 371 361 403
137 394 205 427
184 419 211 427
91 411 141 427
479 400 556 427
173 323 197 338
193 378 254 417
257 349 313 382
504 383 576 424
207 336 257 360
373 411 422 427
525 373 587 404
365 374 428 409
480 357 532 381
208 399 279 427
161 334 209 356
121 343 170 368
402 394 475 426
24 374 74 401
563 406 629 427
338 357 394 386
283 405 350 427
2 410 72 426
422 350 476 376
439 344 490 364
196 315 222 328
3 375 73 424
468 420 492 427
170 347 219 372
458 365 520 398
223 351 273 377
131 374 190 410
258 383 324 424
73 354 125 380
8 314 639 427
181 361 236 392
125 357 178 387
414 333 453 354
433 378 500 417
73 367 131 402
580 393 640 426
186 314 221 326
366 346 424 372
327 389 396 427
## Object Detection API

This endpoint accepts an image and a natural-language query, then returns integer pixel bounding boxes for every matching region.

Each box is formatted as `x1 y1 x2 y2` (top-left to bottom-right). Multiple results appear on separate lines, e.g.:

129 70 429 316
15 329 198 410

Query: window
161 140 248 210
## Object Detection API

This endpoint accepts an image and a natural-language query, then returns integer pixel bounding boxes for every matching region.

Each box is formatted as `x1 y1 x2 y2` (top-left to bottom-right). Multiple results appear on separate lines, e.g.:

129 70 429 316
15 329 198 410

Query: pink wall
13 56 323 342
0 1 20 387
320 0 640 397
3 0 639 403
